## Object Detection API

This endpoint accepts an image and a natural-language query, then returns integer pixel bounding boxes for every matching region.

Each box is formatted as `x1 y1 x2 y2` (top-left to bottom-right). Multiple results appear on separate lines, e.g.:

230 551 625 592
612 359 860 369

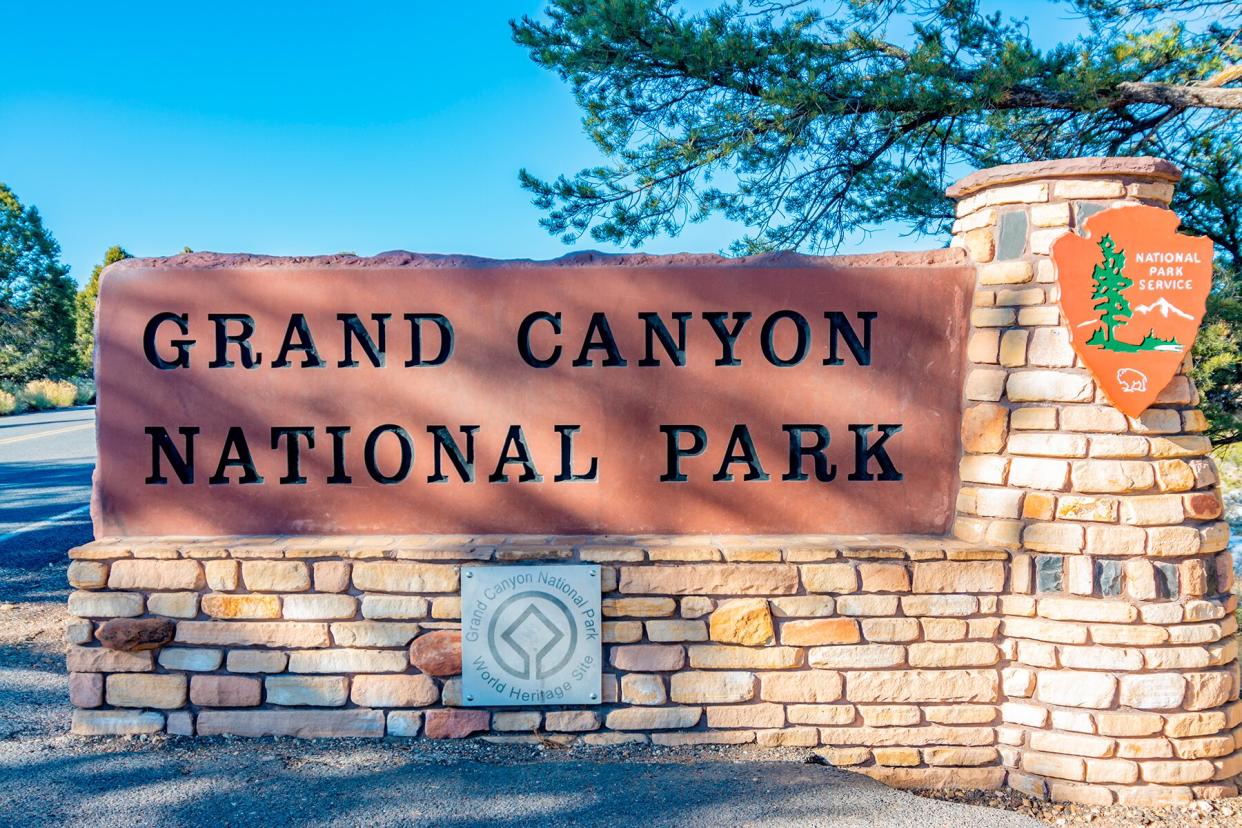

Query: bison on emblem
1115 368 1147 394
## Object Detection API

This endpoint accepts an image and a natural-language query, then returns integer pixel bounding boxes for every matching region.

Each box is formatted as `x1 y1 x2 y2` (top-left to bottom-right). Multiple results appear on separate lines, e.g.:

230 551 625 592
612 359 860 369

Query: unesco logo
487 591 578 680
462 565 601 706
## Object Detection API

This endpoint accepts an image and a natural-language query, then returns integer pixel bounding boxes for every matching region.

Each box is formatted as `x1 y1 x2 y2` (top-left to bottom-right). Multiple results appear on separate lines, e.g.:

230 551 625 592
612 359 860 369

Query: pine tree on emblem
1086 234 1132 348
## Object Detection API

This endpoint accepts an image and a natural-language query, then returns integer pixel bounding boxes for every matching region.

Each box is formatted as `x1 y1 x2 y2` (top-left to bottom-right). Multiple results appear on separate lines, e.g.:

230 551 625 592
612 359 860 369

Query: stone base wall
70 534 1015 790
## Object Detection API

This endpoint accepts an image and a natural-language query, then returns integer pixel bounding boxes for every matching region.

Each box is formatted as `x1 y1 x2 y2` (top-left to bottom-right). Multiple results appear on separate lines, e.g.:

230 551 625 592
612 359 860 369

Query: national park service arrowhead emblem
1052 205 1213 418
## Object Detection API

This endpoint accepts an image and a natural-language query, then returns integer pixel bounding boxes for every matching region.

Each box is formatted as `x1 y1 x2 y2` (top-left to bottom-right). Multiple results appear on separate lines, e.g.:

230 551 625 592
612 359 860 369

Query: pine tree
0 184 78 381
75 245 131 373
1089 234 1132 347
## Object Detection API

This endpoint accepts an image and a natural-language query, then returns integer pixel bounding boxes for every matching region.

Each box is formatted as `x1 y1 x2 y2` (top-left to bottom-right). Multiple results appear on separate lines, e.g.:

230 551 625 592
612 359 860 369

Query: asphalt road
0 406 95 570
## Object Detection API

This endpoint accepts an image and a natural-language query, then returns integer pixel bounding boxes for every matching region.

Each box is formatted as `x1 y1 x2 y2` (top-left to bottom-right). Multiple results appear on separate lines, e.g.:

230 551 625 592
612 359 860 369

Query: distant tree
0 184 79 381
75 245 132 373
513 0 1242 441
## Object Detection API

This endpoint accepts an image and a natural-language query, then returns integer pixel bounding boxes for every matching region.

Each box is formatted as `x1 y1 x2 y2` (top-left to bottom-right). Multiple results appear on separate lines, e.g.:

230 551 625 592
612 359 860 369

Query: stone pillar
946 157 1240 805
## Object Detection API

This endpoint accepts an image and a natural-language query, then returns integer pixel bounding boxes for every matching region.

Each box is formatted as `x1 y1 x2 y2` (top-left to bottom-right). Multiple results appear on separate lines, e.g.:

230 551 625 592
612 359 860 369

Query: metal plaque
461 564 602 706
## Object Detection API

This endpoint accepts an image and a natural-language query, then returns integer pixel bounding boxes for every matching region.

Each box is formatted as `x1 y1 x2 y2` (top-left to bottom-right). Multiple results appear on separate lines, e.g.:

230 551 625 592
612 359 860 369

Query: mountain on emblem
1132 297 1194 320
1052 205 1212 418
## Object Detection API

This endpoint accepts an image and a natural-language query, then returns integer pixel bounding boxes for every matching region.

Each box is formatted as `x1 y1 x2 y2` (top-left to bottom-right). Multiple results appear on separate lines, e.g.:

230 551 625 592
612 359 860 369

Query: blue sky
2 2 1083 284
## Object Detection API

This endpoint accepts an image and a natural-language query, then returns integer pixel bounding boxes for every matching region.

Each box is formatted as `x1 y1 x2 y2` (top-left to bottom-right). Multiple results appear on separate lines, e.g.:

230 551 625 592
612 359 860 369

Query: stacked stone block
947 157 1239 804
68 534 1011 789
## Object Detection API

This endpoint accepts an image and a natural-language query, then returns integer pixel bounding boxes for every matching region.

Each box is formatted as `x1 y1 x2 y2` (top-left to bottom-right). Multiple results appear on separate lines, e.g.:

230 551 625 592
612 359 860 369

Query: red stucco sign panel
93 254 972 536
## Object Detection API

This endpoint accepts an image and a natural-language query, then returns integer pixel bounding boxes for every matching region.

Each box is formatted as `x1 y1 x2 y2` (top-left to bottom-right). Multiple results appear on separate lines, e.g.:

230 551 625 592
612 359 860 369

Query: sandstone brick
845 670 998 703
808 644 904 670
999 329 1029 366
200 593 279 619
198 710 383 738
329 621 419 648
408 630 462 676
227 650 288 673
621 674 667 705
67 561 108 590
756 727 819 748
1009 433 1088 458
1120 674 1187 710
926 705 996 725
901 594 978 616
605 706 701 730
67 645 153 673
857 563 909 592
106 673 187 709
175 621 330 648
491 711 541 732
873 747 920 767
967 329 1000 364
688 645 803 670
1185 672 1233 711
351 561 458 593
1166 712 1227 738
282 594 359 621
108 559 204 591
861 618 920 642
1008 457 1070 490
360 595 429 619
1037 671 1116 709
647 619 708 642
386 711 422 737
921 618 967 641
1030 730 1116 758
204 559 239 591
669 671 755 704
1038 597 1136 623
158 648 223 671
907 642 999 668
1147 525 1202 557
350 674 438 707
859 705 920 727
706 598 774 646
1115 784 1194 805
1007 371 1093 403
612 644 685 672
190 675 262 707
69 672 104 708
815 747 871 766
67 591 143 619
542 711 599 732
1073 460 1157 493
603 621 642 643
72 710 164 736
1154 459 1197 492
780 618 860 646
836 595 900 616
312 561 351 593
265 676 350 706
912 561 1004 593
819 724 992 747
1140 760 1215 785
923 746 998 767
1022 751 1085 781
619 564 797 595
288 648 408 674
680 596 715 617
65 617 93 645
759 671 842 703
961 404 1008 454
979 260 1034 284
706 703 785 729
800 564 858 594
603 597 676 617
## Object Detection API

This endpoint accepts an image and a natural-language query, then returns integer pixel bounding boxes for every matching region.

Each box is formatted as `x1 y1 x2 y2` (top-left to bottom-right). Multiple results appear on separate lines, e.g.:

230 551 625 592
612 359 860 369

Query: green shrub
0 389 17 416
20 379 78 410
71 378 96 405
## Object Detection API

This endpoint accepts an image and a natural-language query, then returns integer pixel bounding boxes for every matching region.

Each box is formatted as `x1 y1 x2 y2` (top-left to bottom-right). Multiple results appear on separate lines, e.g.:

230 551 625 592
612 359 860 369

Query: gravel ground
2 562 1240 826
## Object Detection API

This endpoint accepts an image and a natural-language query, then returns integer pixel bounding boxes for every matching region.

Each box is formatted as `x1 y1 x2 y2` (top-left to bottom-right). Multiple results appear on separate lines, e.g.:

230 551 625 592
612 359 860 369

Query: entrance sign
1052 206 1212 417
461 564 601 706
94 258 972 535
